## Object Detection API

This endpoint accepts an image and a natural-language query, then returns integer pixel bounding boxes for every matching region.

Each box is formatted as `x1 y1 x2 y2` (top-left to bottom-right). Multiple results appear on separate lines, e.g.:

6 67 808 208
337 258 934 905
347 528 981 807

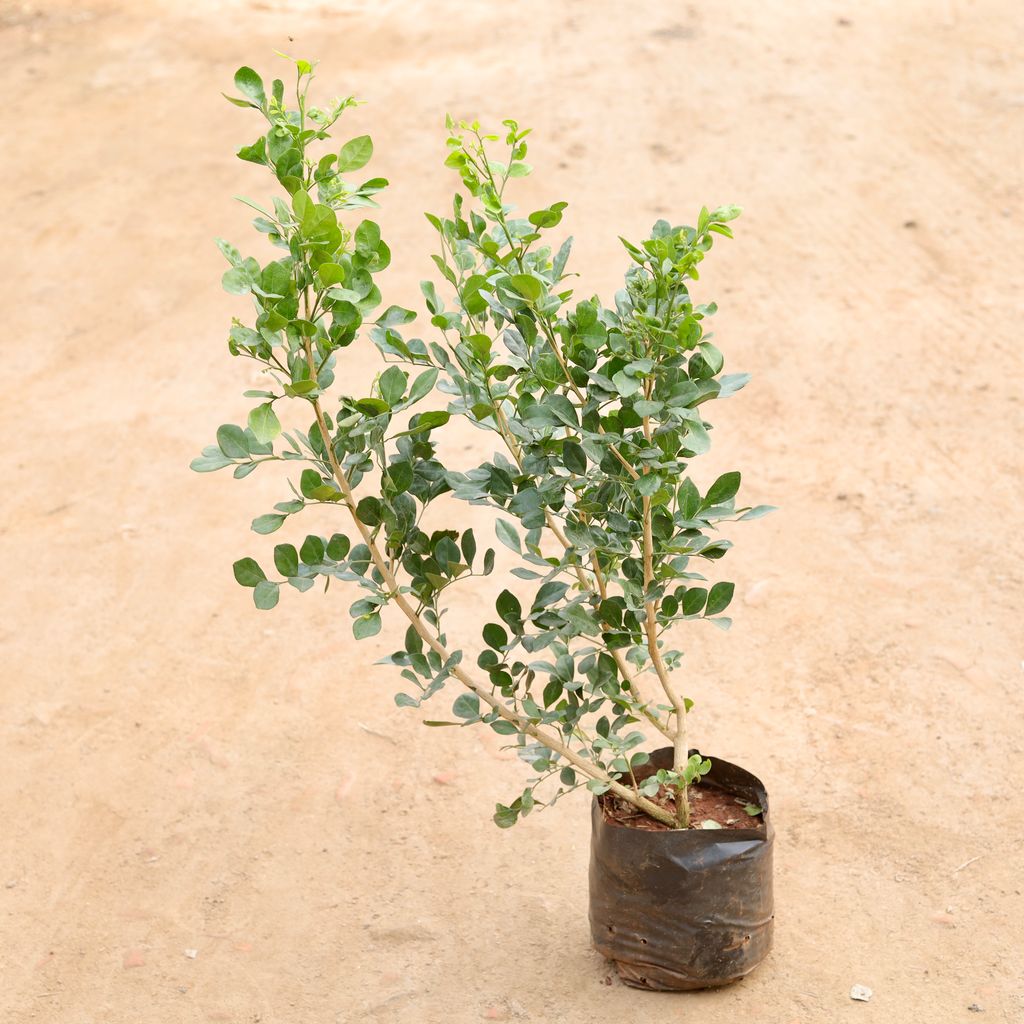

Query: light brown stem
492 401 670 738
640 411 690 828
300 338 676 828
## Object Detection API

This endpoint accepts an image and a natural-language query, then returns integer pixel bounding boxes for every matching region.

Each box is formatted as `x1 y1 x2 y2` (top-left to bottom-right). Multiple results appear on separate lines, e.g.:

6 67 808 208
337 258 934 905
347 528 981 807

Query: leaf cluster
193 63 773 829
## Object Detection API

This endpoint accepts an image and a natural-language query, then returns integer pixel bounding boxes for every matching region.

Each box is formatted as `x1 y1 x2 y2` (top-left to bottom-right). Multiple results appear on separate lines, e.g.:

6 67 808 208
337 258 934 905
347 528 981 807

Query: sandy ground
1 0 1023 1020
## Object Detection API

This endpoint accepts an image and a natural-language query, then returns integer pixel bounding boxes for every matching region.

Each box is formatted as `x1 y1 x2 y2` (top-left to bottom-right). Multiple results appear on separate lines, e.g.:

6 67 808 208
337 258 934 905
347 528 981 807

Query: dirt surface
602 783 765 832
2 0 1023 1021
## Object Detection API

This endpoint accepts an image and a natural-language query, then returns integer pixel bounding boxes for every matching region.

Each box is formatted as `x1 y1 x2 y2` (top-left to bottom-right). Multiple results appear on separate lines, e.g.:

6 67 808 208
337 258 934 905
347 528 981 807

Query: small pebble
850 984 873 1002
968 1005 983 1013
184 948 198 959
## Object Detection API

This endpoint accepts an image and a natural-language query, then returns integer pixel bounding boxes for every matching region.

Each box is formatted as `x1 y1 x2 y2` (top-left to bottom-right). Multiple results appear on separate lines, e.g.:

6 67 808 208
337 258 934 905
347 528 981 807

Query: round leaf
248 403 281 444
253 580 279 610
353 613 382 639
453 693 480 720
233 557 266 588
216 424 249 459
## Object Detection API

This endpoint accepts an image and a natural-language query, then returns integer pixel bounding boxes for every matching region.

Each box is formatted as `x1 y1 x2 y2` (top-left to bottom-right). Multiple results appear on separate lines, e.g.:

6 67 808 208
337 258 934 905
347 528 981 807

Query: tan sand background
2 0 1023 1021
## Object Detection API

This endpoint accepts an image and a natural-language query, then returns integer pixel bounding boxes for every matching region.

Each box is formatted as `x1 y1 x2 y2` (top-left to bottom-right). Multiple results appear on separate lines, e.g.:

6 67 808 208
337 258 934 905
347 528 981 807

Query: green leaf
274 543 299 577
705 581 735 616
682 587 708 615
739 505 776 521
496 590 522 628
253 580 279 610
460 529 477 566
453 693 480 720
215 237 242 265
377 305 416 327
355 219 381 255
542 679 563 707
353 613 382 639
233 557 266 587
683 420 711 454
528 201 566 228
300 469 323 499
337 135 373 173
743 802 763 816
495 519 521 554
300 534 325 564
533 581 568 608
546 393 578 428
563 441 587 475
678 478 701 519
234 67 266 105
190 452 233 473
397 410 450 435
636 473 661 497
494 803 519 828
408 368 438 404
356 496 382 526
719 373 751 397
698 341 724 374
318 263 346 286
237 138 267 165
420 280 442 314
612 370 642 398
705 471 741 507
387 460 413 494
248 403 281 444
216 424 249 458
633 400 663 418
326 533 351 560
251 513 285 535
508 274 544 302
711 203 743 222
379 365 407 407
221 267 251 295
483 622 508 649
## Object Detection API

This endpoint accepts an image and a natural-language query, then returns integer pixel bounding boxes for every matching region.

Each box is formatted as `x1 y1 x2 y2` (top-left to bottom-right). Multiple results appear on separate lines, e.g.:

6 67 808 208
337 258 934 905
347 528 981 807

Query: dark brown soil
601 782 765 832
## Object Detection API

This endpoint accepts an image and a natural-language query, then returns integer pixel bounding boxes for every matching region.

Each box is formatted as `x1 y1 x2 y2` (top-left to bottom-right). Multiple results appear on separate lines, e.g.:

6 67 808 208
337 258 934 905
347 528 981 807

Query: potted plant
194 57 776 991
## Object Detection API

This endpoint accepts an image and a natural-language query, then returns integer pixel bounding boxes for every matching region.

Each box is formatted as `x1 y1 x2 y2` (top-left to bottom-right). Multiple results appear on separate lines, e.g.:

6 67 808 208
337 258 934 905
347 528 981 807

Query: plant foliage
194 58 773 829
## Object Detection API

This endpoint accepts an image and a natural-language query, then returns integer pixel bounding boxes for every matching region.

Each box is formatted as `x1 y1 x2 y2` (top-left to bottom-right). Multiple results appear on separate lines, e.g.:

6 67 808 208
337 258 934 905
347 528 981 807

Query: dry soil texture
1 0 1023 1022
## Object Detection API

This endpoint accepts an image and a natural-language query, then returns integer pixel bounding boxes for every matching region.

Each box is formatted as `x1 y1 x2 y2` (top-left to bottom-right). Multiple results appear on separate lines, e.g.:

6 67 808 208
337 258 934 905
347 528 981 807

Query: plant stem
674 705 690 829
640 409 690 828
482 354 671 739
300 338 677 828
